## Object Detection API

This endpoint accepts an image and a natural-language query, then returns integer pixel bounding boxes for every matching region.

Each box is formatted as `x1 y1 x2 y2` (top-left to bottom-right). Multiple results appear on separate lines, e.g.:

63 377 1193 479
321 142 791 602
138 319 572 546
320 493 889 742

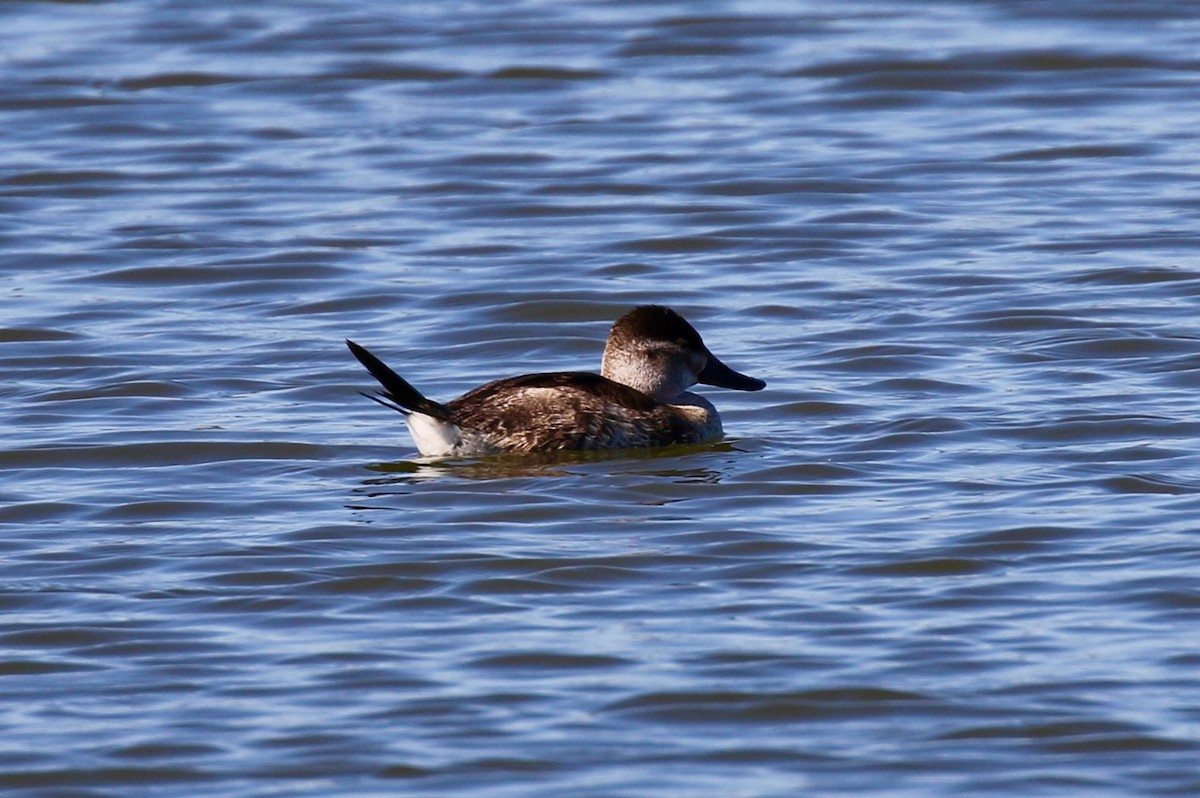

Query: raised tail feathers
346 340 450 420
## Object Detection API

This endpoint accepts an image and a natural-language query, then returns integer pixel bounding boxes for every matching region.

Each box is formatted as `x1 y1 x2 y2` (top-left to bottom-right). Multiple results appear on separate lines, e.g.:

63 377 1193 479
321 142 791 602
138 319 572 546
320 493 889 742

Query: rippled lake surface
4 1 1200 795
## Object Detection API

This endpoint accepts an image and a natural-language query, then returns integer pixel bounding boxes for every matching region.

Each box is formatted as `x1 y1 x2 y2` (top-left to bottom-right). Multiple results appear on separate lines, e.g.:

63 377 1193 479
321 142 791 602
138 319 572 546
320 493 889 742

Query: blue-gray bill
698 352 766 392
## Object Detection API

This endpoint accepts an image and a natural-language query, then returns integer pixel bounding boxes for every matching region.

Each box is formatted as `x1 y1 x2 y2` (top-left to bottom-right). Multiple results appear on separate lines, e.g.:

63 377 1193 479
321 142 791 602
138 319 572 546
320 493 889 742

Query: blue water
3 1 1200 796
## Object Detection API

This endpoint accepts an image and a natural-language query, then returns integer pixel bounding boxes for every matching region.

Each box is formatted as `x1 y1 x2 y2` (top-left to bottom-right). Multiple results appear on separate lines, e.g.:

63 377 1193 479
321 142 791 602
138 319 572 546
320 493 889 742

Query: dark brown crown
610 305 704 350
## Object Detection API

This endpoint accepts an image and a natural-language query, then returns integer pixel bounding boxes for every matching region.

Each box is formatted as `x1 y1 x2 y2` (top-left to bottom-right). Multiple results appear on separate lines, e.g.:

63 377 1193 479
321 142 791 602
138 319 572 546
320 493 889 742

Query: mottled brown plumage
446 372 700 452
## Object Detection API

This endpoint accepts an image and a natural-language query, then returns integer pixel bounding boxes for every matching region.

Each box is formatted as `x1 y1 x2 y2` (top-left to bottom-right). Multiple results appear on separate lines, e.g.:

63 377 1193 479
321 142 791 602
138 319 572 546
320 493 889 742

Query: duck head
600 305 766 402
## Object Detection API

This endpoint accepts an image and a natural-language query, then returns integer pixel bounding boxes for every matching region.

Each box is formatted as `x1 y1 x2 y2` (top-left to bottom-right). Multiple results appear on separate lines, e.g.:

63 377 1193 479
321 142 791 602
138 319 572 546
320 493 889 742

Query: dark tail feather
346 340 450 420
359 390 407 415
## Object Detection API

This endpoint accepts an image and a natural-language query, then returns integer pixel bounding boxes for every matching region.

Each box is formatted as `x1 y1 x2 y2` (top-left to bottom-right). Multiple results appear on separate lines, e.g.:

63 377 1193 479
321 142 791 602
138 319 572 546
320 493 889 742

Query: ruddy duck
347 305 765 457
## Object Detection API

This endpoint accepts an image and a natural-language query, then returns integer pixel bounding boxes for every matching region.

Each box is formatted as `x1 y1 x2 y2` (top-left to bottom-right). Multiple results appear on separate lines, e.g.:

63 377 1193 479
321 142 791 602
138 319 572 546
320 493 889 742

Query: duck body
426 371 717 454
348 305 764 457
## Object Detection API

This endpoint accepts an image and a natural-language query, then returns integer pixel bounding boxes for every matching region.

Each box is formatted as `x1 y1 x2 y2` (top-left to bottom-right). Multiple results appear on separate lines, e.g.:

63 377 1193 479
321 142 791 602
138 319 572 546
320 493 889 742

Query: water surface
3 1 1200 796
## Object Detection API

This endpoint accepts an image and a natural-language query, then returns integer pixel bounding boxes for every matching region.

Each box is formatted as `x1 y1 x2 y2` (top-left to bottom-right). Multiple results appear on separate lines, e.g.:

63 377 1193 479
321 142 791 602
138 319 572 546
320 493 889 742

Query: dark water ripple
4 0 1200 796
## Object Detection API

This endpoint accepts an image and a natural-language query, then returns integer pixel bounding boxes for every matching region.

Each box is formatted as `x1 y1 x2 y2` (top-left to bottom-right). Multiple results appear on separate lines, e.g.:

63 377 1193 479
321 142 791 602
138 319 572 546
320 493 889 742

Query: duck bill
699 352 766 391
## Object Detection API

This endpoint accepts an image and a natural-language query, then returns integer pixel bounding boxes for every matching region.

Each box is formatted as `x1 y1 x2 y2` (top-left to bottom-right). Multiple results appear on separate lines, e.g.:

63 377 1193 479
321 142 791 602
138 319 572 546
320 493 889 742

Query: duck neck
671 391 723 440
